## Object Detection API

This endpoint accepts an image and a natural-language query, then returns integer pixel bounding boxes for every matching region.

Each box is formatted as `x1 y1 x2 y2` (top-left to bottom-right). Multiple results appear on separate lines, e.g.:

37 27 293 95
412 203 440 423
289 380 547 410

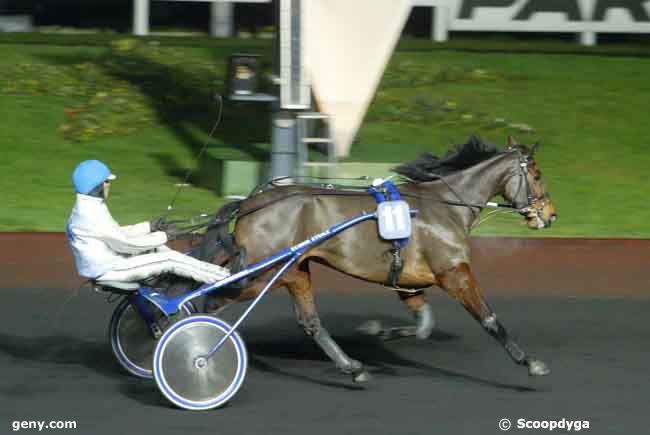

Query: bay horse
206 136 558 382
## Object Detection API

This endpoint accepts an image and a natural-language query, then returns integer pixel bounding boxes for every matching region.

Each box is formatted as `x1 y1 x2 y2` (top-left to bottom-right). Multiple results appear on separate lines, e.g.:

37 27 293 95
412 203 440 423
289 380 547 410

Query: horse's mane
393 136 502 182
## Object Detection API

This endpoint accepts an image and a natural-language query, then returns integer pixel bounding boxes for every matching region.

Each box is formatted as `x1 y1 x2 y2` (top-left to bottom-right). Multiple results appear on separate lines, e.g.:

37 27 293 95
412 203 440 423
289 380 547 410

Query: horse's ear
507 135 519 148
531 141 540 156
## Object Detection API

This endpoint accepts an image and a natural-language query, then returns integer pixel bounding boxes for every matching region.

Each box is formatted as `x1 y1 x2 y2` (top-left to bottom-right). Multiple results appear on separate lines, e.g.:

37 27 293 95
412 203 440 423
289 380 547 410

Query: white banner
445 0 650 33
304 0 413 157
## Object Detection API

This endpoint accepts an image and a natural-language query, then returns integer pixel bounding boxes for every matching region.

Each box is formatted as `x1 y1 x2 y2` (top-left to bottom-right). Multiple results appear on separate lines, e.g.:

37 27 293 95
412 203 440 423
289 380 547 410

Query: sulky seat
92 280 140 295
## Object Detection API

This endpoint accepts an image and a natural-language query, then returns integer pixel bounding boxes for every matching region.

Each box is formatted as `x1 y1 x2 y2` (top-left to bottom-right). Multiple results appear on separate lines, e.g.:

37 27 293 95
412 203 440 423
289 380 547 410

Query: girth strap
387 245 404 288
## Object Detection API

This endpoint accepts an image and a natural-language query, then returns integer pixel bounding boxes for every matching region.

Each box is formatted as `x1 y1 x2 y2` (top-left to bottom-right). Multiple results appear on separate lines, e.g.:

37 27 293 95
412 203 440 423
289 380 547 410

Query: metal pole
270 0 307 181
270 109 297 180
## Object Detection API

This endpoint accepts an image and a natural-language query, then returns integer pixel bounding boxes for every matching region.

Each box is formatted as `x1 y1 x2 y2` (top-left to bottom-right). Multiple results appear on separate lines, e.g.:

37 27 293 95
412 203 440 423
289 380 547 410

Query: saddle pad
377 200 412 240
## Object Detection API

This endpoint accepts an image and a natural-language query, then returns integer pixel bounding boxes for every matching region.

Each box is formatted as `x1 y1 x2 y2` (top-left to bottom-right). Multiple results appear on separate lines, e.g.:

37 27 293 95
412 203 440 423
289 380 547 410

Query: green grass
356 49 650 237
0 95 228 231
1 34 649 237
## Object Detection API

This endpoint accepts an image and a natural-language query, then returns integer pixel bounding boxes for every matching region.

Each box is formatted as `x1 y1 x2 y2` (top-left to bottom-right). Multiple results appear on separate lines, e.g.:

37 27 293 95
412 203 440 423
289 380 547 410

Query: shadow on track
0 312 535 406
0 332 170 407
244 314 536 393
0 333 120 378
119 381 169 408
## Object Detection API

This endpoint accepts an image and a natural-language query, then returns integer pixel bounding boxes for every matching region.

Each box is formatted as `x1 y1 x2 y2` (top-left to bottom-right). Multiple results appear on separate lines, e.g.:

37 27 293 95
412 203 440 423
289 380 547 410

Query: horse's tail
197 199 243 264
215 198 244 226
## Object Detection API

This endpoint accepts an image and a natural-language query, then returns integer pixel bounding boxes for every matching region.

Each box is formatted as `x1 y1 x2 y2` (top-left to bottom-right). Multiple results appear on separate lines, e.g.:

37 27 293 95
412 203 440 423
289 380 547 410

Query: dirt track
1 233 648 297
1 234 649 435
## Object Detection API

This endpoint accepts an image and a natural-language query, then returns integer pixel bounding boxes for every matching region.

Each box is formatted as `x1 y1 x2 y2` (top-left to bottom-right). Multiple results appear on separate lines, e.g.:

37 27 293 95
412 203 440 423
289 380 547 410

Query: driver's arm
101 224 168 255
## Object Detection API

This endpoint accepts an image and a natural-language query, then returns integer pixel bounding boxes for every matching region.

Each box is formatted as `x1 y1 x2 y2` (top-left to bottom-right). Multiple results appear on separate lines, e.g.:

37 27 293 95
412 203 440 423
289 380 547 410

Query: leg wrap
297 312 321 337
414 303 435 340
482 314 526 364
313 328 361 373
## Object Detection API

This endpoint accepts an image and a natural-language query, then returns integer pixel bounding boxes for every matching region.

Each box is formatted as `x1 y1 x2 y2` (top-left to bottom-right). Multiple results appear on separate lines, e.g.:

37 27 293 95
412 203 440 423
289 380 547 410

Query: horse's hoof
352 370 372 383
415 323 434 340
348 358 363 372
380 326 415 341
357 320 383 336
339 358 363 375
528 359 550 376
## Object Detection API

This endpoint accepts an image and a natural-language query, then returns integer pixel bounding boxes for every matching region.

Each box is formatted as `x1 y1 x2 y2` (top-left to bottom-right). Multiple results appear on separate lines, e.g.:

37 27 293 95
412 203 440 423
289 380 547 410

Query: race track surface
1 288 648 435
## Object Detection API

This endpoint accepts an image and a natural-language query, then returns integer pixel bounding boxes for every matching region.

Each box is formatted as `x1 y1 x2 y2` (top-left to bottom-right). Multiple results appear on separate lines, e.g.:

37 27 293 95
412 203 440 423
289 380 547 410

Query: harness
182 148 548 292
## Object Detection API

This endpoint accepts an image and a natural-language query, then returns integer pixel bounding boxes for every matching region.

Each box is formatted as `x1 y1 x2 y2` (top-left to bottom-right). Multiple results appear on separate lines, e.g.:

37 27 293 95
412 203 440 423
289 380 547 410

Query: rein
197 148 549 230
164 95 224 215
234 153 533 223
231 188 506 224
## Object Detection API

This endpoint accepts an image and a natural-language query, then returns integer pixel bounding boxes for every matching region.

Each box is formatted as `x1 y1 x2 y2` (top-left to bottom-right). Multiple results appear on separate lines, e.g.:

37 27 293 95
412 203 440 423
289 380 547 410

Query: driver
66 160 230 285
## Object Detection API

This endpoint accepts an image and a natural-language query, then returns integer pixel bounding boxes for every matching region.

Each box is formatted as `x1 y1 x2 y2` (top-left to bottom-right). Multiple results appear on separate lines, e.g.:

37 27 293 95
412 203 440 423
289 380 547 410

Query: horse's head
502 137 558 230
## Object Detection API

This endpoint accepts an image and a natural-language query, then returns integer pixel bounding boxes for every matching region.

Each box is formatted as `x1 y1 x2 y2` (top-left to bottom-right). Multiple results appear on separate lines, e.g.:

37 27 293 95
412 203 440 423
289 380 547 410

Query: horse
205 136 558 382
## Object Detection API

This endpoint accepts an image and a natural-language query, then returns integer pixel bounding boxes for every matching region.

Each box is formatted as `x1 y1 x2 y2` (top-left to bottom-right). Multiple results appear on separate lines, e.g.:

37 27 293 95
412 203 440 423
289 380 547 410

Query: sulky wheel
109 297 196 379
153 315 248 411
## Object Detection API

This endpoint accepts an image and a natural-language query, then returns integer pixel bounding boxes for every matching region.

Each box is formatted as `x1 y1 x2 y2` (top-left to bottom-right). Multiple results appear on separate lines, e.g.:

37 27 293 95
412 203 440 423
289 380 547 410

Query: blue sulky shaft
139 211 382 316
206 255 299 359
138 209 418 360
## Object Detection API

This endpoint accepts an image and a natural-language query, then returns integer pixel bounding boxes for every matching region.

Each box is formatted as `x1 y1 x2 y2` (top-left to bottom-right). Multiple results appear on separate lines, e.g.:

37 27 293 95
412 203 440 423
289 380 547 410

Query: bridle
507 147 551 227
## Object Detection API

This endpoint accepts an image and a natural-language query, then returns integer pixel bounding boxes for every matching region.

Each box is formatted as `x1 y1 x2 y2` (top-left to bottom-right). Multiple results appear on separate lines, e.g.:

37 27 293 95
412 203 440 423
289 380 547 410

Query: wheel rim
110 299 193 378
154 316 247 410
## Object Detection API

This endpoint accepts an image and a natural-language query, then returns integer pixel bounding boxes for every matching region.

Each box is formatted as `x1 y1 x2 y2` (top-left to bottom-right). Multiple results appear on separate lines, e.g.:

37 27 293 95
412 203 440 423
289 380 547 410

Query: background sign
445 0 650 33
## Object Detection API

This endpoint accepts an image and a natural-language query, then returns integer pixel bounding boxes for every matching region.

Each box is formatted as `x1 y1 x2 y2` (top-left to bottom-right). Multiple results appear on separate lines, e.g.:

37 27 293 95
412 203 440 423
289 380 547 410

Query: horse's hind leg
397 291 435 339
202 287 243 314
360 290 434 340
286 263 371 383
438 263 550 376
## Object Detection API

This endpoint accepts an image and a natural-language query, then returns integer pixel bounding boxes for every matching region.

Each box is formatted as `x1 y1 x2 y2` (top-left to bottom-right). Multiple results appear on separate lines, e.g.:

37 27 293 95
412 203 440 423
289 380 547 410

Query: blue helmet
72 160 116 194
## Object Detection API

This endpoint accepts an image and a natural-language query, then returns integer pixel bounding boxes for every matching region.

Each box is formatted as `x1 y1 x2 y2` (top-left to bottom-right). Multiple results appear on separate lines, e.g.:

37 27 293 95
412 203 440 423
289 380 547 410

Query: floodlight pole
269 0 310 180
270 108 298 180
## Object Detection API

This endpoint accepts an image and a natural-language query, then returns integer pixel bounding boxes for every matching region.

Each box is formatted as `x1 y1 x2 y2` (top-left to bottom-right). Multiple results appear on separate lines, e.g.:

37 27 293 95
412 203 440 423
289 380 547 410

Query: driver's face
103 180 111 199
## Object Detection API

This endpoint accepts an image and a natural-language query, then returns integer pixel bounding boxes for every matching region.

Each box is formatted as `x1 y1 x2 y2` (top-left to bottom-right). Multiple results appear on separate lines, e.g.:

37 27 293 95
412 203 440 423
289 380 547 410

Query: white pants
97 246 229 284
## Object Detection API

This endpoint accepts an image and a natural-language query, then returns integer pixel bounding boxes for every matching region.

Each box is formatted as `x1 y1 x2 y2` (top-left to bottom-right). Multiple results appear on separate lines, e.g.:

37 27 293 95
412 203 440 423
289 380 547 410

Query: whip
164 94 224 215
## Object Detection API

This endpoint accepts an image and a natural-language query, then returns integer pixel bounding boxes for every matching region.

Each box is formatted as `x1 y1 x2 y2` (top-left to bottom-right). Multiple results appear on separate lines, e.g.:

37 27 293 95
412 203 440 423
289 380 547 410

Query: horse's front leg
286 263 371 383
438 263 550 376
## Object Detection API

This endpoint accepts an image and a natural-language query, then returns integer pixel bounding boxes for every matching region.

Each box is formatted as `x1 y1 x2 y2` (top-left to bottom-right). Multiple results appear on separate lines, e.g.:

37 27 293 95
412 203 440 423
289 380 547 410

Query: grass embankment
0 34 649 237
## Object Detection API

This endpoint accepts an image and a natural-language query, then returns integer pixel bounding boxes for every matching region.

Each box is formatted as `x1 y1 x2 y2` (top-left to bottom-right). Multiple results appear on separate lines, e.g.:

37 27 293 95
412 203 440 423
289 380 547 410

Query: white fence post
211 1 234 37
133 0 149 36
432 4 449 42
580 31 597 46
